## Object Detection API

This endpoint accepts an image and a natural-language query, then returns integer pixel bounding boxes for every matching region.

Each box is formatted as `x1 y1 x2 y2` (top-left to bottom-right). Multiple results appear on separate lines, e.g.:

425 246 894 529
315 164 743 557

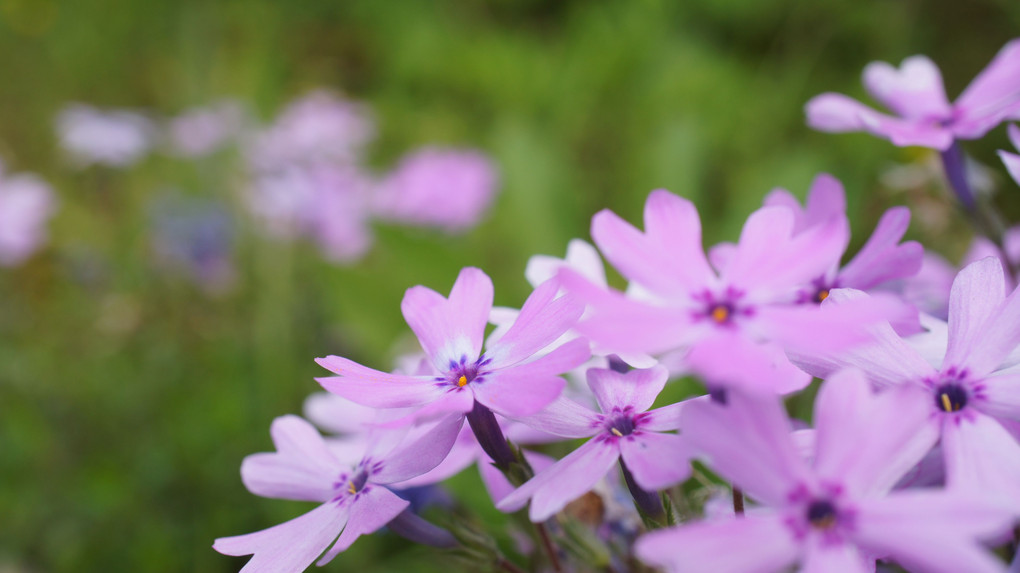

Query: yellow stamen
610 428 623 437
348 482 357 495
457 375 468 387
816 289 830 302
812 514 836 529
940 393 954 413
710 306 729 323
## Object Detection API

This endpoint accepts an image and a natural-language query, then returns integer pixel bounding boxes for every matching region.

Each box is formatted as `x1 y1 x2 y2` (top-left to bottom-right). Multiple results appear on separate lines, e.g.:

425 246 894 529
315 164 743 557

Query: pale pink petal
473 371 567 419
800 537 871 573
943 257 1007 374
1000 150 1020 186
1010 123 1020 151
315 358 443 409
373 386 474 427
400 267 492 369
619 431 690 490
240 415 342 502
303 392 378 435
863 56 952 119
682 391 810 507
802 173 848 229
590 190 713 297
373 414 465 484
497 439 619 521
687 334 809 395
318 486 409 564
525 238 606 288
510 395 601 438
642 400 692 432
785 289 937 386
954 39 1020 139
977 373 1020 421
941 412 1020 505
812 371 940 496
213 500 350 573
394 425 480 487
587 365 669 414
853 491 1013 573
486 279 584 368
838 207 923 290
707 241 737 274
805 93 954 149
635 514 800 573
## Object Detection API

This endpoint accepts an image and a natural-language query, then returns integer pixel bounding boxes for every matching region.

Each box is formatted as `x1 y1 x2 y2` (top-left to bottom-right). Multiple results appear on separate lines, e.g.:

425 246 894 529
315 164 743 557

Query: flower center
935 383 968 413
814 288 830 303
441 355 491 388
345 470 369 496
806 500 838 529
608 416 635 437
709 304 732 324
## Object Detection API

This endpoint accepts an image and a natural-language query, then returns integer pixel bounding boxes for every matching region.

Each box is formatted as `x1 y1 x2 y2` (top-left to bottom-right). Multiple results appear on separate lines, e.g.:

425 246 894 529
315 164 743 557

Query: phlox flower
373 147 499 233
796 257 1020 508
498 366 689 521
245 91 374 172
214 414 463 572
166 100 247 158
0 162 56 266
316 266 589 425
760 173 923 304
807 39 1020 150
637 371 1013 573
56 104 155 168
562 189 892 394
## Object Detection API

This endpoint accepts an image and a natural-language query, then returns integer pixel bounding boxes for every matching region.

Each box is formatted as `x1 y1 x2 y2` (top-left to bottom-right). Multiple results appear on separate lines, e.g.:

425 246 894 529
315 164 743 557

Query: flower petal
315 357 443 409
510 395 601 438
401 267 492 370
838 207 923 290
482 450 556 510
587 365 669 414
240 415 342 502
800 538 872 573
999 150 1020 187
853 490 1013 573
635 513 800 573
318 486 409 564
619 431 691 490
976 372 1020 421
812 370 939 496
497 438 619 522
473 338 589 418
213 500 350 573
941 411 1020 506
682 391 810 507
373 414 465 484
954 39 1020 139
486 278 584 369
943 257 1007 374
862 56 951 120
805 93 954 149
590 190 713 297
525 238 607 288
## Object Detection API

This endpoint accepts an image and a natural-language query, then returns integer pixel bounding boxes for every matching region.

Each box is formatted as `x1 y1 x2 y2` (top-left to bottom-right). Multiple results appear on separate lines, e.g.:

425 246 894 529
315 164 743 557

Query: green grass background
1 1 1019 571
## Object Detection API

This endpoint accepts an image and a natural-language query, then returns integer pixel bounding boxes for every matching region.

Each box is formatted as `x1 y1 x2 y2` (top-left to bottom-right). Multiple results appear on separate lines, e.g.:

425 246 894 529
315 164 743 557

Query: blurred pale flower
373 147 499 233
149 193 236 293
999 124 1020 186
166 100 247 158
0 161 57 266
56 104 155 167
245 91 375 172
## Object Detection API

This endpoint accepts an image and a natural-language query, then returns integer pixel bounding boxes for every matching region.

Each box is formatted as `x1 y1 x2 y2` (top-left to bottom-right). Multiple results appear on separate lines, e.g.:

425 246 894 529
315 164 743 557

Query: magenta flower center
935 383 968 413
692 287 751 325
439 355 492 388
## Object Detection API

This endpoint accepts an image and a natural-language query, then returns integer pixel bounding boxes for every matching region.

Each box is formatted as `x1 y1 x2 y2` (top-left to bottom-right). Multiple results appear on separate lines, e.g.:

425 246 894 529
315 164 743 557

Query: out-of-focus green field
0 1 1018 571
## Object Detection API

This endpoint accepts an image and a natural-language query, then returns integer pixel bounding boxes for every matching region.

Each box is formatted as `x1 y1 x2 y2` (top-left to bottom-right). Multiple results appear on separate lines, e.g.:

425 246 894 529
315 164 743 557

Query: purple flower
213 414 463 571
795 257 1020 507
245 91 374 172
0 163 56 266
561 189 894 393
636 371 1013 573
56 104 155 167
316 267 590 423
149 194 235 292
372 147 499 233
761 173 923 303
166 100 247 158
806 39 1020 150
498 366 689 521
999 123 1020 186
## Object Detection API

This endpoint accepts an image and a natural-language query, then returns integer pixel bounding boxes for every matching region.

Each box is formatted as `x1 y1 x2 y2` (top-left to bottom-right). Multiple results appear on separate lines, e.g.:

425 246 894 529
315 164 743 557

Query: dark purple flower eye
935 384 968 412
806 500 838 529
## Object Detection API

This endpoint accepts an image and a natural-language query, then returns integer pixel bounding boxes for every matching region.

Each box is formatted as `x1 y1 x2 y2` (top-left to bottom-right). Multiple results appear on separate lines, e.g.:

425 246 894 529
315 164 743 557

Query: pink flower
213 414 463 572
0 162 57 266
999 123 1020 186
373 147 499 233
56 104 155 167
636 371 1013 573
806 39 1020 150
166 100 247 158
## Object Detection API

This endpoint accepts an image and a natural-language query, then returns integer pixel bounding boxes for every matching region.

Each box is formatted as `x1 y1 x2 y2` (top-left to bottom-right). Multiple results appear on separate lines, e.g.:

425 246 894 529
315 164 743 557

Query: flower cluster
216 38 1020 572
